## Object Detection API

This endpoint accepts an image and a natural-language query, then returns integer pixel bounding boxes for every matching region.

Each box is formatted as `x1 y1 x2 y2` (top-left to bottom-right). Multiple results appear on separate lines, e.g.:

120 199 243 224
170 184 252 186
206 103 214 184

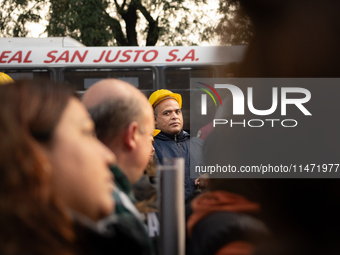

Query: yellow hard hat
149 89 182 108
153 129 161 137
0 72 14 85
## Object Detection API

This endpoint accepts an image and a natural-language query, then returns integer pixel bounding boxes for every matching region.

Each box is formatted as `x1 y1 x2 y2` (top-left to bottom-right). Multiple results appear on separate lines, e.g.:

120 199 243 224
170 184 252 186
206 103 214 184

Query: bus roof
0 37 85 48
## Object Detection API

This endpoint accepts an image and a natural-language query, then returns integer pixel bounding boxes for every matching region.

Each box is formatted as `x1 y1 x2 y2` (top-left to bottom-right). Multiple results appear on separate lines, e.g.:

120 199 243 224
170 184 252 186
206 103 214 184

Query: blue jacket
153 130 204 199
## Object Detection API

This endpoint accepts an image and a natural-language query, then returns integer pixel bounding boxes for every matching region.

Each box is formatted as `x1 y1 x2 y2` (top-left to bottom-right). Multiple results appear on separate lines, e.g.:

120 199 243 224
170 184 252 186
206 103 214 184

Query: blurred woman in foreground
0 79 116 254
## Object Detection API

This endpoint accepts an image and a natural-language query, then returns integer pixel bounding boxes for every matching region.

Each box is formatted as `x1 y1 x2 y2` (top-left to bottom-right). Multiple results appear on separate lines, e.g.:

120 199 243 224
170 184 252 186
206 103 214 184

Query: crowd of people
2 0 340 253
0 71 268 255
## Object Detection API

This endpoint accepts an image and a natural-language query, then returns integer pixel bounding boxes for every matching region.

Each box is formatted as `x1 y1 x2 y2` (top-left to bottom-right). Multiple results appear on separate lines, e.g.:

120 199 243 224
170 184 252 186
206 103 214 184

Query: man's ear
123 121 139 150
154 115 157 127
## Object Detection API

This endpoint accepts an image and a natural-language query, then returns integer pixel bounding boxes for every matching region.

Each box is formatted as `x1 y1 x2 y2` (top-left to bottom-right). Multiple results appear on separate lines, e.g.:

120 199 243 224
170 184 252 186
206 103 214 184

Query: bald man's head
82 79 152 145
83 79 142 109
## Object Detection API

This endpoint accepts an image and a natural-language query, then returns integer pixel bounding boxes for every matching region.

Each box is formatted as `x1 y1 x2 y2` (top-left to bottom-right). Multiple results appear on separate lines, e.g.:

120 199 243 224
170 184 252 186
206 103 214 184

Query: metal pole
157 158 185 255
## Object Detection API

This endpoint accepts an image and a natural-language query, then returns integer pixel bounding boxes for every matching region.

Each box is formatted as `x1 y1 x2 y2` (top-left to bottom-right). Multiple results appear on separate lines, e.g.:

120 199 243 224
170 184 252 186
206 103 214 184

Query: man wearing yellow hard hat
149 89 204 199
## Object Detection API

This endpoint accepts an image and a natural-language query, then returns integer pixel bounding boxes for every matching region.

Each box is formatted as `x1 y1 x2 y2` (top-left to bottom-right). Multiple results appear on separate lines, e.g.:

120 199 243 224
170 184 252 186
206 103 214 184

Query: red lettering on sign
120 50 132 62
134 50 145 62
56 51 69 63
166 50 178 62
94 51 106 63
143 50 158 62
8 51 22 63
44 51 58 63
71 50 88 63
0 51 11 63
182 49 195 61
23 51 32 63
105 50 121 62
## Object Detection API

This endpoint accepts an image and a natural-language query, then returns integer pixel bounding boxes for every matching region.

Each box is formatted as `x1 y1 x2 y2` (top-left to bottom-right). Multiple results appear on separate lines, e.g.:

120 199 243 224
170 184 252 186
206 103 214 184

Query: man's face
131 105 155 184
154 99 183 135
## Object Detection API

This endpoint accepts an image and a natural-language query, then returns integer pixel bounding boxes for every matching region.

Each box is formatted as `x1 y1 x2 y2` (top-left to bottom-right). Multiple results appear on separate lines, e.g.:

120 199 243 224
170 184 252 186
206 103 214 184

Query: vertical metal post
158 158 185 255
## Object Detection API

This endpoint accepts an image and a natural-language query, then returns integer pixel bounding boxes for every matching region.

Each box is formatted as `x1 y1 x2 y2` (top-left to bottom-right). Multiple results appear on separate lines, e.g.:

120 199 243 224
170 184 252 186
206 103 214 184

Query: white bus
0 37 246 129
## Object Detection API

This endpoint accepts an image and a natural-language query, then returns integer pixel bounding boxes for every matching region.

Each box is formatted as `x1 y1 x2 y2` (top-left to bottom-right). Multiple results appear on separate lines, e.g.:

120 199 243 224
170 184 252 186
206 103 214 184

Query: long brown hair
0 79 76 255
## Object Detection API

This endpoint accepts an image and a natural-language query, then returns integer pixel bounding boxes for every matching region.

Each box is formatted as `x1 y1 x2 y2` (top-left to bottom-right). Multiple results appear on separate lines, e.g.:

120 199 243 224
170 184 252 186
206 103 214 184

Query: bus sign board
0 45 246 67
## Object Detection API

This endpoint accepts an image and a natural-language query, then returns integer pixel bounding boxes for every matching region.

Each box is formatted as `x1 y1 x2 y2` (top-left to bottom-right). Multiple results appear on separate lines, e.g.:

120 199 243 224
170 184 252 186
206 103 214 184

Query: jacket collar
156 129 190 141
110 165 135 201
